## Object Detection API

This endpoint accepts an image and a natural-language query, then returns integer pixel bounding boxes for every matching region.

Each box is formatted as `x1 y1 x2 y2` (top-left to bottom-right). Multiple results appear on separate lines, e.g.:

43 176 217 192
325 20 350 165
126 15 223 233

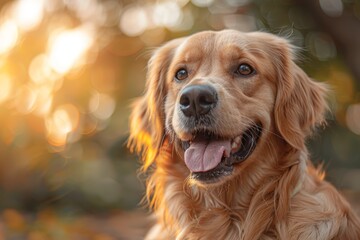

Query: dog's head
129 30 328 186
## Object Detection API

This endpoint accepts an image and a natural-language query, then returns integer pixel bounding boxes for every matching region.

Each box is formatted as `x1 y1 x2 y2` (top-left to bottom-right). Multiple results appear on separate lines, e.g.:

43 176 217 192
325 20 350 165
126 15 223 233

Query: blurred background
0 0 359 239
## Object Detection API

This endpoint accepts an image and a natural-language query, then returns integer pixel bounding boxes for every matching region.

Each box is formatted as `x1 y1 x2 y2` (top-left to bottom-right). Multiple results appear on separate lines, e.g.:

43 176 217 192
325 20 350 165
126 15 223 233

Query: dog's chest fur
152 158 346 240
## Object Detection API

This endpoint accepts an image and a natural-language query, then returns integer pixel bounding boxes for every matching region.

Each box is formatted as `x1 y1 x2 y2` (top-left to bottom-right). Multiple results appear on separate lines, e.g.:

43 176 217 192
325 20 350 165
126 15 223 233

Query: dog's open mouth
181 123 262 183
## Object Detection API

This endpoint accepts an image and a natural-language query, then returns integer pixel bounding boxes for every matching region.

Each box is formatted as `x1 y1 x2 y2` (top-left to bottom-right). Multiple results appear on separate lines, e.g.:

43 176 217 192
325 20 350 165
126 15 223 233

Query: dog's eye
175 69 188 81
236 64 254 76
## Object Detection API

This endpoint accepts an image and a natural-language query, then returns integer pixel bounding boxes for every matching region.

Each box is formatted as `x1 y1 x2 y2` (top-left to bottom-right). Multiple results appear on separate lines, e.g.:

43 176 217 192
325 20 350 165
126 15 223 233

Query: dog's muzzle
177 84 262 184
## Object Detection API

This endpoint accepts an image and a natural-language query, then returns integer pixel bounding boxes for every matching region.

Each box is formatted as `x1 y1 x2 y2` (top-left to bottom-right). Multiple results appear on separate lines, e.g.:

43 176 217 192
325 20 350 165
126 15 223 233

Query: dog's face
129 30 327 186
165 31 275 184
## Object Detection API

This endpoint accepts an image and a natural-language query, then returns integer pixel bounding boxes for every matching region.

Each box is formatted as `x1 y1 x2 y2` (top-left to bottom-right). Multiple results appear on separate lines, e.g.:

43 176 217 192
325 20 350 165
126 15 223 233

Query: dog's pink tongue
184 140 231 172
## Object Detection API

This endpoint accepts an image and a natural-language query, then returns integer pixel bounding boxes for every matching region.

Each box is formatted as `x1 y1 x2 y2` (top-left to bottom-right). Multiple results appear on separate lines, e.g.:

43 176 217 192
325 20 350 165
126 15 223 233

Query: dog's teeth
230 136 242 153
234 136 241 144
231 142 238 150
231 141 241 153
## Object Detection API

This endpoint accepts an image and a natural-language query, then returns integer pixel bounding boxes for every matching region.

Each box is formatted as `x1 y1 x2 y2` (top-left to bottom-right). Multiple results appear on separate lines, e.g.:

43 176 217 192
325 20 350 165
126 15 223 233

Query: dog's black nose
179 85 217 117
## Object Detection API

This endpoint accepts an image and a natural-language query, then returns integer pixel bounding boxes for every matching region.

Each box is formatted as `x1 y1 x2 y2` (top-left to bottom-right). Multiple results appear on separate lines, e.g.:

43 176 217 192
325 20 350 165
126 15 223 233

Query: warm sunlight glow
153 2 182 28
0 74 12 103
11 0 44 31
48 27 94 74
119 6 148 37
33 86 53 116
53 110 72 133
0 20 18 54
29 54 59 84
89 92 116 120
46 104 80 146
14 85 36 114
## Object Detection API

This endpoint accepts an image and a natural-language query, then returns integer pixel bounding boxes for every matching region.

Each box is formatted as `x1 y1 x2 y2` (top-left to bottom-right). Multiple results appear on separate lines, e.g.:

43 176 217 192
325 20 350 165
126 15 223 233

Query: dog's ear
271 37 329 150
128 39 182 171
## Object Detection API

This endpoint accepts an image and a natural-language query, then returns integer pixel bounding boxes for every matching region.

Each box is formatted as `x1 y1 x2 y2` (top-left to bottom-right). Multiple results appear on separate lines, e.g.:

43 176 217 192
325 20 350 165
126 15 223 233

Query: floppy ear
272 38 329 150
128 39 182 171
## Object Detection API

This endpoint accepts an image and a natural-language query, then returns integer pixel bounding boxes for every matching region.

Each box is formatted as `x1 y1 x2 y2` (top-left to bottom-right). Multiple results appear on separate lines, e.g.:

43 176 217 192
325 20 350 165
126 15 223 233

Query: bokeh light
89 92 116 120
306 32 337 61
14 85 36 114
46 104 80 147
48 26 94 74
153 2 183 29
319 0 343 17
10 0 45 31
28 54 58 85
119 5 148 37
32 86 53 116
0 74 12 103
346 103 360 135
0 20 18 54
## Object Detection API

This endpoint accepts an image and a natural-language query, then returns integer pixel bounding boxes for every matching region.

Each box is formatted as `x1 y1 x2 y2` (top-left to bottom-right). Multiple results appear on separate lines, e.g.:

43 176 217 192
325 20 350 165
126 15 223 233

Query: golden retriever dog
128 30 360 239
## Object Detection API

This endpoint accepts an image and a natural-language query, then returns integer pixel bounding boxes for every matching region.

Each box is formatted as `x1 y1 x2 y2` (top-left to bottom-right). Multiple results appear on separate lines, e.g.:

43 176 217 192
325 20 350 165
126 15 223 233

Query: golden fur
128 30 360 239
